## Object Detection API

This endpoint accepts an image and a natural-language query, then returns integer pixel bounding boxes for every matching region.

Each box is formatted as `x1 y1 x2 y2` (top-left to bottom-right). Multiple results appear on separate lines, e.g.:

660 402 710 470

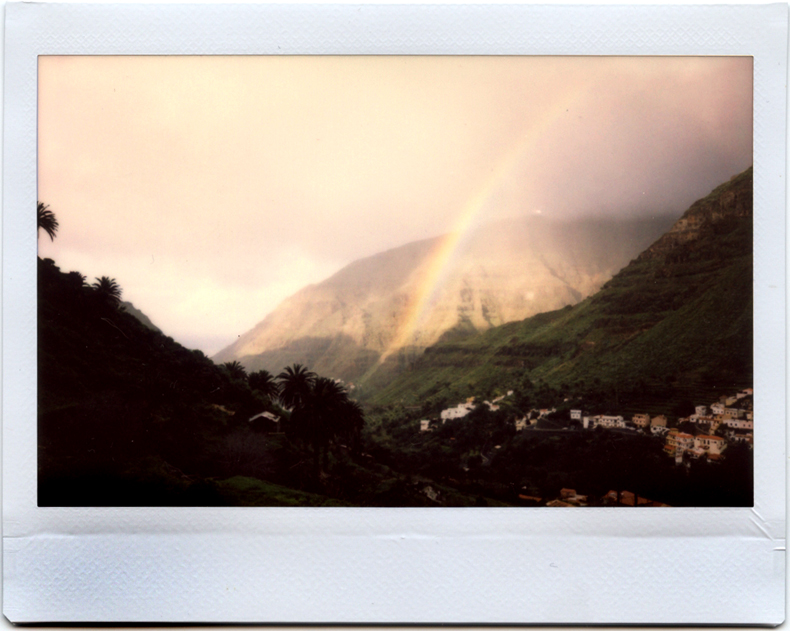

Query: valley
37 168 753 507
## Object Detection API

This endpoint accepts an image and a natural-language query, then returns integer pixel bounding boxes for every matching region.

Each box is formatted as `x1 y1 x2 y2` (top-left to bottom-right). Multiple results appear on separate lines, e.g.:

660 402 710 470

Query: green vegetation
368 167 753 420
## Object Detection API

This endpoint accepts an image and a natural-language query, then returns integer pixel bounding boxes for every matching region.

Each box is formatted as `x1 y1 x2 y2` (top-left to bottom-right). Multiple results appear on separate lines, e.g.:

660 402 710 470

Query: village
417 387 754 506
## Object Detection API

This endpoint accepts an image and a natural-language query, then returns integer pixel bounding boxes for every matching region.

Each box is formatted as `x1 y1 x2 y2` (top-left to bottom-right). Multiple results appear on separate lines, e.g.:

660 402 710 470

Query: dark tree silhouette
276 364 316 410
248 370 279 401
275 365 366 476
66 271 87 290
337 398 365 455
291 376 347 474
92 276 122 307
37 202 59 241
222 361 247 381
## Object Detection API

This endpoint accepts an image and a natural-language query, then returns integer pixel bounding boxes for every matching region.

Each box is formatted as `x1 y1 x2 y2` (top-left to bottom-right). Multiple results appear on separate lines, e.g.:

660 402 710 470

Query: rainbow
379 86 585 363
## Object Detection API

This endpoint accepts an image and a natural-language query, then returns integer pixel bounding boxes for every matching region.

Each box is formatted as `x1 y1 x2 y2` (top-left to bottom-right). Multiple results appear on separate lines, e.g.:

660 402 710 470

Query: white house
694 434 726 456
570 409 582 421
731 432 753 446
724 417 753 430
441 402 475 422
676 432 695 452
514 417 528 431
723 407 744 419
420 419 432 432
592 415 625 429
710 402 725 415
695 405 708 416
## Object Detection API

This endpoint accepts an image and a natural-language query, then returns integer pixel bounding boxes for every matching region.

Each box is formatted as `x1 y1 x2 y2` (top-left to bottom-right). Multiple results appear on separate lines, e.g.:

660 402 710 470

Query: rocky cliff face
214 214 674 382
639 168 752 260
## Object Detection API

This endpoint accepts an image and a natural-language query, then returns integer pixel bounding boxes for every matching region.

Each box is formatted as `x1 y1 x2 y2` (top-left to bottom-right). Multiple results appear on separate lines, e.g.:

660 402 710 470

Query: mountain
120 301 162 333
370 167 753 413
214 214 674 383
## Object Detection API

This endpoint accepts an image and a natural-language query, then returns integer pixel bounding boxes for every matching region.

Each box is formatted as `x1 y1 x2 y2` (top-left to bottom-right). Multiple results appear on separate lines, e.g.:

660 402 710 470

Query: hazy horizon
38 56 753 355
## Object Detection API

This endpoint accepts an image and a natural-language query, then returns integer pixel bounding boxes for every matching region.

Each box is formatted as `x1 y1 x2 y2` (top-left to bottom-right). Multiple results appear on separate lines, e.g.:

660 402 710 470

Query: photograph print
37 55 754 508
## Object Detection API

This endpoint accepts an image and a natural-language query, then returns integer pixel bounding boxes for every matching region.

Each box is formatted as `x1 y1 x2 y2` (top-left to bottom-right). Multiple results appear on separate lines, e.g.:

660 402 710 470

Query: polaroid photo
3 2 787 624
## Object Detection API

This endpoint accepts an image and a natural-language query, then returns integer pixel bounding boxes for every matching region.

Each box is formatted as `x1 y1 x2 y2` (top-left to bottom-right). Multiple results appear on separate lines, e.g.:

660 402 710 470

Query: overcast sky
38 56 752 356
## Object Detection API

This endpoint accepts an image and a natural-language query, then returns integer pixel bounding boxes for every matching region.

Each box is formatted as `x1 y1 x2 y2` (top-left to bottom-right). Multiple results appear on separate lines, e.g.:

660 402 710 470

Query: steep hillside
120 300 162 333
370 167 753 413
215 215 673 383
37 257 276 505
37 257 510 507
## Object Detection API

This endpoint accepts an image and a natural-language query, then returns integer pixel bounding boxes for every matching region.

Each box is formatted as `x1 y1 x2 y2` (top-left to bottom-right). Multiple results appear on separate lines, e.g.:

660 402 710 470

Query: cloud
38 56 752 353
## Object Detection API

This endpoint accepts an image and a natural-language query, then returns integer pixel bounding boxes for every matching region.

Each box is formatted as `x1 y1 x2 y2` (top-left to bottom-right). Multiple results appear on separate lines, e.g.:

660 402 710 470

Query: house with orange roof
664 428 679 455
695 434 727 455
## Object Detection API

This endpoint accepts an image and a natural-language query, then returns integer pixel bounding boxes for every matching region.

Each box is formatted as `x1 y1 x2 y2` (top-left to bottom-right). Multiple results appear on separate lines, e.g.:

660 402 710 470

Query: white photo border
3 3 787 624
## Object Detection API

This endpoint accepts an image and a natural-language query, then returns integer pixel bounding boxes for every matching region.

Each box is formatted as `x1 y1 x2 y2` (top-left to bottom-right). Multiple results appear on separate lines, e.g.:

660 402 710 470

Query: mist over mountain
372 167 753 412
214 214 674 382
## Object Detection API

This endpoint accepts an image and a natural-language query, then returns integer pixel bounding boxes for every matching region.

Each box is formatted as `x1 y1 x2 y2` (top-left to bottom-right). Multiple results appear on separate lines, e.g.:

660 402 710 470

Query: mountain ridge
368 166 753 411
214 214 675 382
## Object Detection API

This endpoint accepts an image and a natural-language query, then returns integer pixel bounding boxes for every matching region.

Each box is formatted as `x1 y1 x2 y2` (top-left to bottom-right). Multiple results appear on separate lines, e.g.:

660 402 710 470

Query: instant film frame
3 3 787 624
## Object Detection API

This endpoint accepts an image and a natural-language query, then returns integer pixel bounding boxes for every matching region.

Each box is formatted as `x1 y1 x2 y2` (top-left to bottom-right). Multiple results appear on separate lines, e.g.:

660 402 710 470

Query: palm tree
276 364 316 411
92 276 122 307
37 202 59 241
66 271 87 291
222 361 247 381
337 398 366 455
248 370 279 401
292 376 347 474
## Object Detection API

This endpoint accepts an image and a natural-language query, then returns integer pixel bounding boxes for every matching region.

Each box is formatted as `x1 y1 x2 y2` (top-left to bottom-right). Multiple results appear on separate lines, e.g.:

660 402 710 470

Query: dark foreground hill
371 167 753 416
120 300 162 333
38 257 283 505
37 257 508 507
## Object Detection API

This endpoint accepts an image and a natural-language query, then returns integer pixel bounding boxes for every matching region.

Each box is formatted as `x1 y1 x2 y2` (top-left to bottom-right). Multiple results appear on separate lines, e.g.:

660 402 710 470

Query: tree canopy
92 276 122 307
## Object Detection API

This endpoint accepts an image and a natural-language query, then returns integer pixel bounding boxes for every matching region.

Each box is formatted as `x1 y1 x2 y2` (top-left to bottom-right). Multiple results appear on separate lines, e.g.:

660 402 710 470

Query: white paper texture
3 2 786 624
